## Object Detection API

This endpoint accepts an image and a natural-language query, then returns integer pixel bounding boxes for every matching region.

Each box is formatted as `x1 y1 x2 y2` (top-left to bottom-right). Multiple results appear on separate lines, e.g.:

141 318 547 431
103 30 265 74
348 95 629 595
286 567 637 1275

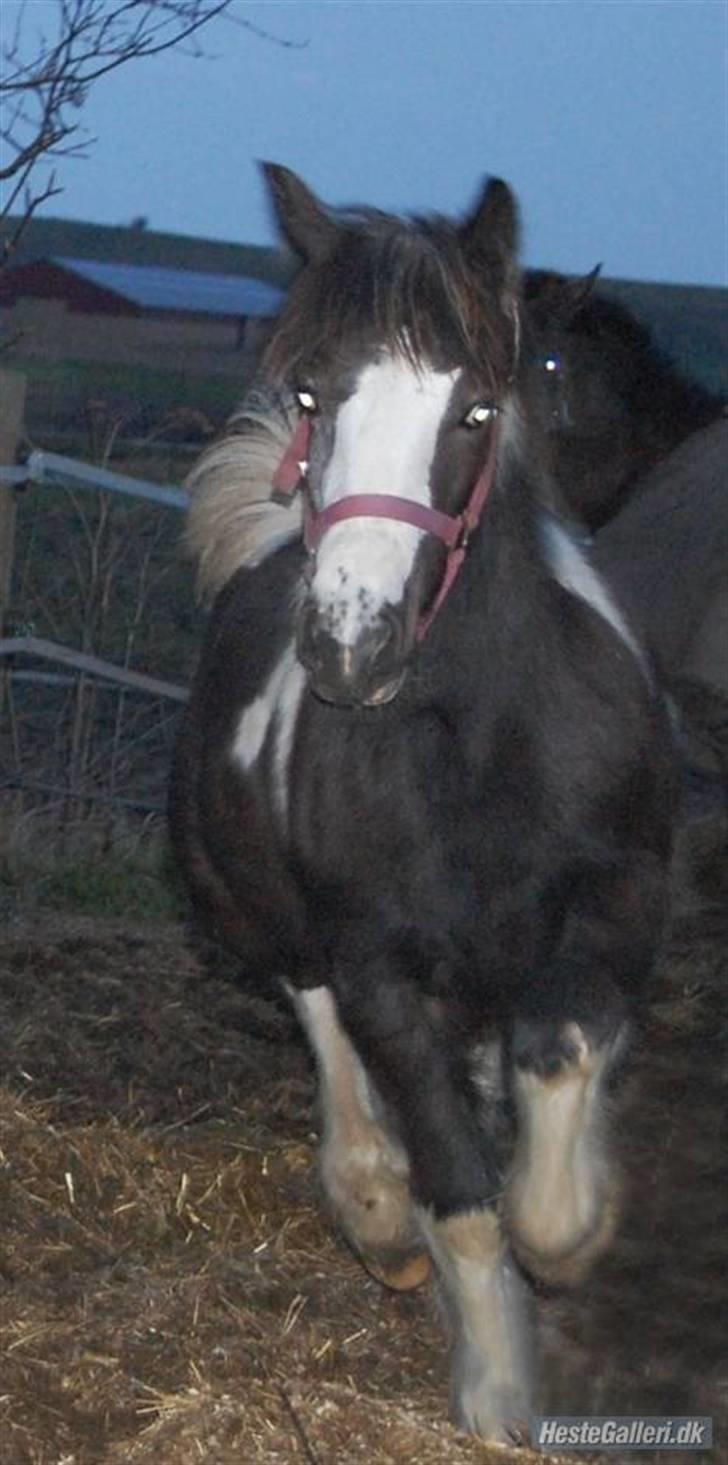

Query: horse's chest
230 651 548 959
291 704 526 929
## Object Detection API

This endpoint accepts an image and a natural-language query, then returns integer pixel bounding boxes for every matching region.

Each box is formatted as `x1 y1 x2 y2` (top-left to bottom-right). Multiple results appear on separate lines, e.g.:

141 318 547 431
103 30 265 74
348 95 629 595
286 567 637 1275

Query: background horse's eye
296 388 318 413
544 354 563 375
463 402 497 429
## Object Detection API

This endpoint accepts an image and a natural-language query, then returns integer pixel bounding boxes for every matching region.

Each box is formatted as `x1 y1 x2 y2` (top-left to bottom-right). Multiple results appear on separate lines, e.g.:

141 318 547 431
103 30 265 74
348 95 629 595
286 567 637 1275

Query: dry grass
0 816 726 1463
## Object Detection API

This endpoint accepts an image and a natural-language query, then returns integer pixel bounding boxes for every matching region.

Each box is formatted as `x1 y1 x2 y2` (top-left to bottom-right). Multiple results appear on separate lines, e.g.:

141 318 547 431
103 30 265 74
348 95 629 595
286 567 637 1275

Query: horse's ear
568 263 602 315
460 177 520 300
524 264 602 327
261 162 339 262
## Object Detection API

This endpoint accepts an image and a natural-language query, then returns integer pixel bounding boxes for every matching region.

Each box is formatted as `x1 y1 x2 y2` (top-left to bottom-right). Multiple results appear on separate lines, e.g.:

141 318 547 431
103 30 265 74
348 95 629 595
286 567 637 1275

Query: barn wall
0 301 275 434
0 296 260 371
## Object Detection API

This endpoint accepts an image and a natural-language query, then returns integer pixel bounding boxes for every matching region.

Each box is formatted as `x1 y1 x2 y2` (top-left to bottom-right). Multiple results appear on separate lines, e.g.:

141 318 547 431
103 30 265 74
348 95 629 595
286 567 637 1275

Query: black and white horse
170 167 675 1440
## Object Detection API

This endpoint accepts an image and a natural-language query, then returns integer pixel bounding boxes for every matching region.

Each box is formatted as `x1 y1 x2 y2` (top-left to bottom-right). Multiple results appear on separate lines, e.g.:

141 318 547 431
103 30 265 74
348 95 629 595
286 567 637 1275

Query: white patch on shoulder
311 356 458 646
232 642 306 816
540 516 649 677
272 655 306 816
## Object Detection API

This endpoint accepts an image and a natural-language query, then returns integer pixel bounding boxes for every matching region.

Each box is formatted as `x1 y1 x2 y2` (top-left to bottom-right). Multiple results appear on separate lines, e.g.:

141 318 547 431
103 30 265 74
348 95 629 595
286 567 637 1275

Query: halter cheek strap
272 414 312 498
272 412 499 640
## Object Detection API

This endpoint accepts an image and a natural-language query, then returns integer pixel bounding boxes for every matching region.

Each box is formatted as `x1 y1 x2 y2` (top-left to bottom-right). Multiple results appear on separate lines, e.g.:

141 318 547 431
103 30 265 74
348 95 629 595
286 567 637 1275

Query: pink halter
272 411 499 640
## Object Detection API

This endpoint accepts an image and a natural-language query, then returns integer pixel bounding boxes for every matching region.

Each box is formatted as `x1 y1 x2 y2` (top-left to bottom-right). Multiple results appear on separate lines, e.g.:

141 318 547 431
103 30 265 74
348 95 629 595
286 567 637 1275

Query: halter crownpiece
271 409 500 641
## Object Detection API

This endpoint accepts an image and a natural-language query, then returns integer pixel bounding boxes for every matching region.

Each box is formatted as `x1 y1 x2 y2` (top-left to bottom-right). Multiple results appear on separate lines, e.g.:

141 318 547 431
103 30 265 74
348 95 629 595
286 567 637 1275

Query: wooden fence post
0 368 26 634
0 369 27 735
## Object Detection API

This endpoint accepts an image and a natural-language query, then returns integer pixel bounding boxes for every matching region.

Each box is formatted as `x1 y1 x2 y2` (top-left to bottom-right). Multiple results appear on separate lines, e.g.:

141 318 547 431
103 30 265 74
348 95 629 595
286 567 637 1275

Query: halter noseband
272 410 499 641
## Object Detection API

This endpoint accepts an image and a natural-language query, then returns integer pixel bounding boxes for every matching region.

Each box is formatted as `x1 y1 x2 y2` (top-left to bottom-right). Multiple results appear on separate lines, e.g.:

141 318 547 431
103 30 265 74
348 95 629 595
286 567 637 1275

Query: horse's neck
421 482 547 728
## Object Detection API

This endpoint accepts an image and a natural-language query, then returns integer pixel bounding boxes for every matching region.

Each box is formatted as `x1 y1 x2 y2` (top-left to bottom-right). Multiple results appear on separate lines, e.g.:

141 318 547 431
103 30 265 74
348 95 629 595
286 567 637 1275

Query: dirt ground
0 817 726 1465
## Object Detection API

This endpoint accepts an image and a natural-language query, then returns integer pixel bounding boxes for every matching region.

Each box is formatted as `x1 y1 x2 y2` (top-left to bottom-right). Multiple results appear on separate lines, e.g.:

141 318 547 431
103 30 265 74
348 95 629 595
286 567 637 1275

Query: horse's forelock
264 213 513 388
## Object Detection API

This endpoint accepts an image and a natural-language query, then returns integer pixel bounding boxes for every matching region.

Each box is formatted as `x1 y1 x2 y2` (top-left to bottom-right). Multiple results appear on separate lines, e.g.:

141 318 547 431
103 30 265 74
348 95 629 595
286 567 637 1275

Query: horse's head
262 164 521 708
522 268 659 528
522 268 608 437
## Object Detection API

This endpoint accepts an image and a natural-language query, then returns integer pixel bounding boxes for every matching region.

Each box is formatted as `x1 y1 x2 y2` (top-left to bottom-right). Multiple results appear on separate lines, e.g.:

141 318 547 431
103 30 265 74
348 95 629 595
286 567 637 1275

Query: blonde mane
185 382 302 603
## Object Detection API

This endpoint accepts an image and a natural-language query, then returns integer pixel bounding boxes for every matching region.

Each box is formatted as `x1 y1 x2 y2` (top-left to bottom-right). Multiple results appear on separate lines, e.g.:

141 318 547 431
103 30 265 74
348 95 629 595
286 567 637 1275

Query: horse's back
593 419 728 675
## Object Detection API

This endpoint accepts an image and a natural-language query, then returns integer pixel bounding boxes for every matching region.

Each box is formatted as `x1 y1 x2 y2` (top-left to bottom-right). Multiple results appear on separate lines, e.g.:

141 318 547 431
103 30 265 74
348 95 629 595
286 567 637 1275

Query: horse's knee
504 1021 625 1285
320 1123 430 1288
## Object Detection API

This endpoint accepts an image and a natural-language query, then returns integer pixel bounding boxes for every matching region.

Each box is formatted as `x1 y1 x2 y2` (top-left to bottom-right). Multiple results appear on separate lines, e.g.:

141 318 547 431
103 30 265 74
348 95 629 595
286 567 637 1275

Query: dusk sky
5 1 727 286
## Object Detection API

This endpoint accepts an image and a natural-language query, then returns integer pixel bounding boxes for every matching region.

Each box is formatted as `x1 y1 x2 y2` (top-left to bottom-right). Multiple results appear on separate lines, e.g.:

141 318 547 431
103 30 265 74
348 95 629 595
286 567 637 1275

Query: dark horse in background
170 167 674 1440
523 268 723 532
524 272 728 799
594 419 728 796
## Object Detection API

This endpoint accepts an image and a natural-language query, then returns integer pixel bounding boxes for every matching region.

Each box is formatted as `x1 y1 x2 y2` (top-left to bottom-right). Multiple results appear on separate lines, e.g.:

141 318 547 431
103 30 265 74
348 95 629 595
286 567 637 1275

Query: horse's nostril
297 604 323 670
371 611 398 664
370 625 392 662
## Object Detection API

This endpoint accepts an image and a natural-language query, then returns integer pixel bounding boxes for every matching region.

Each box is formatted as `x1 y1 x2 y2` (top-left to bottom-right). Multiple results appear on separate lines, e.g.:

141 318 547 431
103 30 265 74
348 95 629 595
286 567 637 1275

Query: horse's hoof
364 1250 432 1291
450 1371 532 1443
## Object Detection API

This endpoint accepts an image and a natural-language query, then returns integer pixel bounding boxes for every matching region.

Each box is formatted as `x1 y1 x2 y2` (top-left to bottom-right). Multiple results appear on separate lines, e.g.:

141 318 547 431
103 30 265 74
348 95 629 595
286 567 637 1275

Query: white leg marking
419 1207 532 1441
288 986 427 1282
505 1022 623 1285
311 356 459 645
231 642 305 817
540 516 649 676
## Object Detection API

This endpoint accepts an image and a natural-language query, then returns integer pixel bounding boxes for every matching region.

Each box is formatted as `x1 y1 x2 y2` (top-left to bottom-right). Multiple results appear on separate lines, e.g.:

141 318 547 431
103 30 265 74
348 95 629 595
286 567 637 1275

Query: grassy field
16 357 244 443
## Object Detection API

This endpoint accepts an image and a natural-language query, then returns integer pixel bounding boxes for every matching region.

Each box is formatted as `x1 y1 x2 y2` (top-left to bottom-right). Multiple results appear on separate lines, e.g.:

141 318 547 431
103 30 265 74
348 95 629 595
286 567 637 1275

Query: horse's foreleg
333 973 532 1442
419 1206 533 1440
504 1015 626 1286
503 854 666 1286
287 985 429 1288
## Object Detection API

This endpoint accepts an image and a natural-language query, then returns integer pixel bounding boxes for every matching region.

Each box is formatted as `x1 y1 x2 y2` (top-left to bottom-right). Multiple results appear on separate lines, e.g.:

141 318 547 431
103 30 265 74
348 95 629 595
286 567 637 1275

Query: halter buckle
455 518 471 551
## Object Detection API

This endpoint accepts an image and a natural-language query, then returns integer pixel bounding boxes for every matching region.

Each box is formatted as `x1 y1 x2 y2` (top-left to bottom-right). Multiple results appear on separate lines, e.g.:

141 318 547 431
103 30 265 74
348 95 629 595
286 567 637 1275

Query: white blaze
311 356 458 645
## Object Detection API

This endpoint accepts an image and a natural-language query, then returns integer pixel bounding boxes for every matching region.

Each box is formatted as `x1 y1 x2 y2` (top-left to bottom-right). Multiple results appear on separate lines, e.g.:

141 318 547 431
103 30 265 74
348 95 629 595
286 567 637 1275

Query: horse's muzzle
297 605 407 707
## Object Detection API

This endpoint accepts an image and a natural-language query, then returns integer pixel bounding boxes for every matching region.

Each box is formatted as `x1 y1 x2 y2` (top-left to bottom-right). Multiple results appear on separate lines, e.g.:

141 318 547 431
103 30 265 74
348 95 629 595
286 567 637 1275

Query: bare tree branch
0 0 276 259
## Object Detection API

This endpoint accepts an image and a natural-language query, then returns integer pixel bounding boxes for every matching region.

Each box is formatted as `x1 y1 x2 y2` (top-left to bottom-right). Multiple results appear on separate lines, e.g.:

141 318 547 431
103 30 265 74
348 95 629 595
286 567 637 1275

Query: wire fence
1 442 202 822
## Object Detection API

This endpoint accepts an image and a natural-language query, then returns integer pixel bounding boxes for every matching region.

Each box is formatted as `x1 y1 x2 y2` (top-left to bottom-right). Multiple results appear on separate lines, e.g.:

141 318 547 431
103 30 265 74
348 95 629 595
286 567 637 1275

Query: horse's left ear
568 263 602 315
460 177 520 300
261 162 340 262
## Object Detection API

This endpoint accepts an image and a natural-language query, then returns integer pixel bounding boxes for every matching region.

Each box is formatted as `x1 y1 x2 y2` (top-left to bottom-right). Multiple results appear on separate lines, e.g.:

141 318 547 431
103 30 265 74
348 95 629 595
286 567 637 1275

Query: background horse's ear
261 162 339 262
460 177 520 301
567 263 602 316
524 264 602 326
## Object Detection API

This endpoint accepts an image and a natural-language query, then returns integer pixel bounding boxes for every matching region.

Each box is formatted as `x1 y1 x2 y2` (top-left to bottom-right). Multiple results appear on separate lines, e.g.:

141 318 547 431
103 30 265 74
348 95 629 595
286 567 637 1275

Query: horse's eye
296 388 318 414
463 401 498 429
543 354 563 375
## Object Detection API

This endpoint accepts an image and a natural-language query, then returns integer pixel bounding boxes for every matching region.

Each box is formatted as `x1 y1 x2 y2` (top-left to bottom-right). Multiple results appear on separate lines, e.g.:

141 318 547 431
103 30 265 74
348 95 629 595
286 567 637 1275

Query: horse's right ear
261 162 339 262
460 177 520 301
